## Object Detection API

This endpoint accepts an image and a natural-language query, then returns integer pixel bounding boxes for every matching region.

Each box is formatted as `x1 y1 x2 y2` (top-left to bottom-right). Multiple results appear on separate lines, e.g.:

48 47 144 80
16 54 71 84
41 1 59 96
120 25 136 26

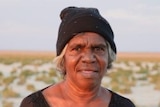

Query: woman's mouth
79 70 98 78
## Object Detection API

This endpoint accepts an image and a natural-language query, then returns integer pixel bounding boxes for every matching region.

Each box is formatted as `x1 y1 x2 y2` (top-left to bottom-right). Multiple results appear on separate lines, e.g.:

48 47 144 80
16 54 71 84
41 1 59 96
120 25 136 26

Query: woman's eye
94 47 104 52
72 46 81 51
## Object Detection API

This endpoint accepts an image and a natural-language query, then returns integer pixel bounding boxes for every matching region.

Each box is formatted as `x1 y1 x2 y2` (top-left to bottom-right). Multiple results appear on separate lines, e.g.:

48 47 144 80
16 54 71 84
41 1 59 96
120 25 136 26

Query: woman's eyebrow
69 43 85 48
69 42 107 48
91 43 107 48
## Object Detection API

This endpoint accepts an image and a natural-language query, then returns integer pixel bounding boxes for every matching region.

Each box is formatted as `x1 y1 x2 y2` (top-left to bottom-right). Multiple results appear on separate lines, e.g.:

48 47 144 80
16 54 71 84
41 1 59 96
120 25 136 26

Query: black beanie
56 6 116 56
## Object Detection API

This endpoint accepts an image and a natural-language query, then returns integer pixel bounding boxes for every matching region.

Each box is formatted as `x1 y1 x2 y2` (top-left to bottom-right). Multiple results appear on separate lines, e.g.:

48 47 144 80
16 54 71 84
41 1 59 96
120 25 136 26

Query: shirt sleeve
19 90 50 107
20 96 34 107
109 90 136 107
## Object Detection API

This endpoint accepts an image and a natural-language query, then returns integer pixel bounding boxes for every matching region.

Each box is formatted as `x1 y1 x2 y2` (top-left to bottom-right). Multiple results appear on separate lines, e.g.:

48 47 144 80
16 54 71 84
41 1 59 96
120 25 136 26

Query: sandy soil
117 52 160 62
0 51 160 107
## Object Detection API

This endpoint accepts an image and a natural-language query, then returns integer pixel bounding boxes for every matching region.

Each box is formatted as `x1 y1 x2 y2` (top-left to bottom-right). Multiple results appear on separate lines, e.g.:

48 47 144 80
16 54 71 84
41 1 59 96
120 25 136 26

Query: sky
0 0 160 52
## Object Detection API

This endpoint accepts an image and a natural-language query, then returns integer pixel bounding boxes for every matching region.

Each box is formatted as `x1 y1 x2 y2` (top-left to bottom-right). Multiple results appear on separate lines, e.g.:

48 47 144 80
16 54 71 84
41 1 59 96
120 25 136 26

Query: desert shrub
48 68 57 77
35 74 45 82
149 73 160 90
137 68 149 74
26 84 36 91
17 76 26 85
0 71 3 77
2 87 20 98
3 76 16 85
154 81 160 90
108 69 135 94
43 77 55 84
136 68 149 81
152 63 160 70
137 76 147 81
21 55 54 65
0 72 3 85
2 100 13 107
118 87 132 94
158 100 160 107
135 61 141 67
17 70 35 85
0 52 55 65
19 69 35 77
123 61 129 66
10 68 18 75
35 72 56 84
0 57 17 64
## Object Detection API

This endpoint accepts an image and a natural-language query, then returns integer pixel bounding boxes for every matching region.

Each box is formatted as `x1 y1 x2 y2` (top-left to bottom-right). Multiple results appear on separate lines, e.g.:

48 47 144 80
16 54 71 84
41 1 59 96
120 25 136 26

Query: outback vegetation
0 51 160 107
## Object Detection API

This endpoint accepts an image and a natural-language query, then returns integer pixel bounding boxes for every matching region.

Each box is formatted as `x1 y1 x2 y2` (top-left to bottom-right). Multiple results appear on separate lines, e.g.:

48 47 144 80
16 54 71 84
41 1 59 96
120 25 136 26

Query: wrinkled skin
43 32 111 107
64 32 109 89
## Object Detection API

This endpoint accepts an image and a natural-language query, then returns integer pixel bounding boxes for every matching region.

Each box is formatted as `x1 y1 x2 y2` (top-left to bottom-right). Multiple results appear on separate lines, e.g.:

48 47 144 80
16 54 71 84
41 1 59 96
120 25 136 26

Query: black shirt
20 87 135 107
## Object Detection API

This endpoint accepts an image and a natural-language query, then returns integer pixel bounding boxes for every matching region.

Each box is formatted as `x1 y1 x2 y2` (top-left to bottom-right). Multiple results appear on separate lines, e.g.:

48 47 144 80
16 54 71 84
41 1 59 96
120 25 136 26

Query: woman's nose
81 49 96 63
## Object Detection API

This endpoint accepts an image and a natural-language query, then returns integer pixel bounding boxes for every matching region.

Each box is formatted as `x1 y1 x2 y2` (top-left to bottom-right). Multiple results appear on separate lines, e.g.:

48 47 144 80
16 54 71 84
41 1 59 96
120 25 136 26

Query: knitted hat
56 6 116 55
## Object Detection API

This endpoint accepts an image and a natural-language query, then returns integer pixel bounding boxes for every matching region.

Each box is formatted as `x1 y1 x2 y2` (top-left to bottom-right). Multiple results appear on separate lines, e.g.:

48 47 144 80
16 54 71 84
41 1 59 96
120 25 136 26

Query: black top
20 86 135 107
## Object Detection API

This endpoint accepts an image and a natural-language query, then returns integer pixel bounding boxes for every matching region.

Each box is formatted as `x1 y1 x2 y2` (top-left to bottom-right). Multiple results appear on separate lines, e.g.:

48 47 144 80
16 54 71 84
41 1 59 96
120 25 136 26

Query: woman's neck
60 80 102 104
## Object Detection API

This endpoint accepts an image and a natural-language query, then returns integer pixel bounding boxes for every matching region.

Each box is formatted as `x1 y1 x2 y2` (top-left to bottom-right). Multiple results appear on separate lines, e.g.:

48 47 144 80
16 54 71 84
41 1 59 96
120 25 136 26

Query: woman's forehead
69 32 106 44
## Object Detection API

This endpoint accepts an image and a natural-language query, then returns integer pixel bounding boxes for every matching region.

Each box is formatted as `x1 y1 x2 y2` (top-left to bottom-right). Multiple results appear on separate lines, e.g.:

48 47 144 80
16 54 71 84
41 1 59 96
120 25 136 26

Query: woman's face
64 32 109 87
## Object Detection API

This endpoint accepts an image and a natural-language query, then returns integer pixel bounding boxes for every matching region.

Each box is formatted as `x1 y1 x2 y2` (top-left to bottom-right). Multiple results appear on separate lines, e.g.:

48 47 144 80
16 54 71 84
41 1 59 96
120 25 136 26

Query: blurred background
0 0 160 107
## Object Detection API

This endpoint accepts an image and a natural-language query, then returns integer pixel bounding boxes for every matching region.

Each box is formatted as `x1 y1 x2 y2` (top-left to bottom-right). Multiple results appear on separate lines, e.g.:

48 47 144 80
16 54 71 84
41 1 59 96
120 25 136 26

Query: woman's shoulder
20 83 63 107
109 90 136 107
42 82 63 98
19 85 51 107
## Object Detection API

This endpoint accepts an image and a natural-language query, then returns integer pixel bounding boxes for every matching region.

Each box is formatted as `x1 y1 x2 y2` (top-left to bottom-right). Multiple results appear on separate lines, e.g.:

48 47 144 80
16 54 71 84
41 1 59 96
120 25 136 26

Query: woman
20 6 135 107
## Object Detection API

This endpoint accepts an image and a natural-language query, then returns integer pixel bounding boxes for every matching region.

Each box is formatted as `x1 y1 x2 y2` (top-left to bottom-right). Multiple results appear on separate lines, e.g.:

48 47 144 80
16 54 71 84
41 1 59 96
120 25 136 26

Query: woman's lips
81 70 96 73
78 68 97 72
79 70 98 78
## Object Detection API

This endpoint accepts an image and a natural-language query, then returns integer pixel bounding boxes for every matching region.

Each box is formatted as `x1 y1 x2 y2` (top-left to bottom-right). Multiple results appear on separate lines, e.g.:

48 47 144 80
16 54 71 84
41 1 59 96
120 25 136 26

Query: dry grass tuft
0 51 55 65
